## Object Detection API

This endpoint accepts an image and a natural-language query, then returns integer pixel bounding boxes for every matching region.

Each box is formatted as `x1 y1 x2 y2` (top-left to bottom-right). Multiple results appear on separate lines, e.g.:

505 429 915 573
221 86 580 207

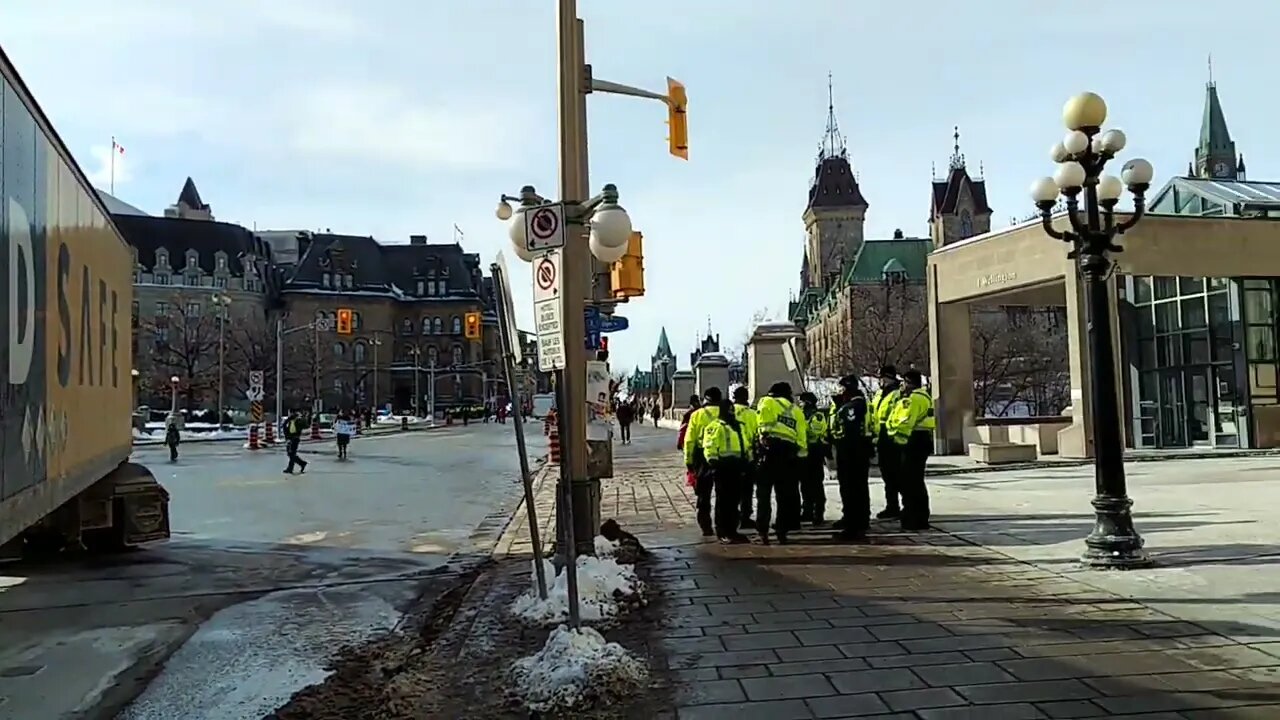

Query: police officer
754 382 807 544
731 386 760 529
886 369 935 531
683 387 724 536
829 376 873 541
871 366 903 519
699 397 752 544
798 392 829 525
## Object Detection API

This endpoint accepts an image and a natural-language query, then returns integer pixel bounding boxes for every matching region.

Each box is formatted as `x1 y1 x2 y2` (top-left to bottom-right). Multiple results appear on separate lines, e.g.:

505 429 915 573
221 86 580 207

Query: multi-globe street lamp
169 375 181 418
211 293 232 428
1028 91 1156 569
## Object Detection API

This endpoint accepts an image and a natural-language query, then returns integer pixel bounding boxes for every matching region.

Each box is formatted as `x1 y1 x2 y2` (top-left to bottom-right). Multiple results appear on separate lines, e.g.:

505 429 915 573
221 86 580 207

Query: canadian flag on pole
112 137 125 155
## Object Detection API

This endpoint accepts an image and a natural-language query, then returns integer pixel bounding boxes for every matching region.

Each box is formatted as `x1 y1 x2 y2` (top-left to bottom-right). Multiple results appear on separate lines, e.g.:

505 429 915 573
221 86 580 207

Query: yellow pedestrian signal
611 231 645 299
464 311 482 340
666 77 688 161
336 308 353 335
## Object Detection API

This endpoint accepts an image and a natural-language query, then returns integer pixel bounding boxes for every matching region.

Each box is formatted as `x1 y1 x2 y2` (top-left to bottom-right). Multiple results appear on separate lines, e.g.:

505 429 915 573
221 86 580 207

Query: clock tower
1193 80 1242 180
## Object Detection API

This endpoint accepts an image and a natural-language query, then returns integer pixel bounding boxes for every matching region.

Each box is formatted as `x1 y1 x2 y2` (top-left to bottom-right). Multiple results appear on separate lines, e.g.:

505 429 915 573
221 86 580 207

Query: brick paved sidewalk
493 448 1280 719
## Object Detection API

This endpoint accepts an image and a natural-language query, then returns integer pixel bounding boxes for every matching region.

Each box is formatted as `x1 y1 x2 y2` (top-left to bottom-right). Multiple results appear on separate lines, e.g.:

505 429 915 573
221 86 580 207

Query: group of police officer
681 365 935 545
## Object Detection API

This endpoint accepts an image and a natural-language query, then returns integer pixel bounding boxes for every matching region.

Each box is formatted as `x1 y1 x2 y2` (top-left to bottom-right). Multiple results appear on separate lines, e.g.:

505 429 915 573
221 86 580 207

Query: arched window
432 317 443 334
354 341 366 363
427 346 439 366
422 316 432 334
333 342 345 357
452 344 464 366
960 209 974 238
352 312 362 330
451 316 462 334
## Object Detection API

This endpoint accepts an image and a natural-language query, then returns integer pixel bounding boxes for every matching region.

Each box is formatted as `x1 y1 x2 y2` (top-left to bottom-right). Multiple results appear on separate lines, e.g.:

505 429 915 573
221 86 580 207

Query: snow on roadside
510 542 645 625
594 535 619 556
510 625 648 714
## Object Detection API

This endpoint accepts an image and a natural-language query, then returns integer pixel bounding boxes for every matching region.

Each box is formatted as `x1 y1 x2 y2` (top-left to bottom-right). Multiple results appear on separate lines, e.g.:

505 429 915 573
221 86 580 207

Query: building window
416 279 425 295
333 342 345 357
186 273 201 286
156 301 169 316
452 344 463 366
401 318 413 335
960 210 974 238
427 346 439 366
451 316 462 334
155 249 169 267
185 302 200 317
217 255 227 270
354 341 366 363
351 312 361 330
344 274 353 289
433 317 443 334
322 272 331 288
214 276 227 288
156 273 171 285
883 270 907 285
422 317 432 334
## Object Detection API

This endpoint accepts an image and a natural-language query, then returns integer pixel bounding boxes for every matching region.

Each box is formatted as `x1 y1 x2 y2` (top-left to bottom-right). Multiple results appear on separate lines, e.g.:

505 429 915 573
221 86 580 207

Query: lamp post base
1080 494 1153 569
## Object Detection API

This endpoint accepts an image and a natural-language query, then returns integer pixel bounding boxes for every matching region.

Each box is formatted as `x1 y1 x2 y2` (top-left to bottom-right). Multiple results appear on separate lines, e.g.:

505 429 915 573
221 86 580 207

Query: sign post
492 257 549 601
534 250 565 371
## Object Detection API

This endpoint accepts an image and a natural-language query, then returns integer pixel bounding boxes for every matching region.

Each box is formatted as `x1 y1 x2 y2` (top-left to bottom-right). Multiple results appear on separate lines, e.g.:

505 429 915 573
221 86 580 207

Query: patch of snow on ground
511 625 648 714
510 548 645 625
594 535 619 556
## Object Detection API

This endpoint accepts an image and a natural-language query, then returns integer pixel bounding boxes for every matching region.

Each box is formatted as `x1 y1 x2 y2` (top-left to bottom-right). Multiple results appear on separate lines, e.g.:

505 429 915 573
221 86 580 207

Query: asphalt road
0 421 550 720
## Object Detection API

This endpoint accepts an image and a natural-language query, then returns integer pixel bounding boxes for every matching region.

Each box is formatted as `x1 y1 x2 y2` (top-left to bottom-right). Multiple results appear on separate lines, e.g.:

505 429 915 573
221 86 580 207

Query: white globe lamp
1050 142 1069 163
508 209 536 262
1053 161 1087 191
1063 92 1107 131
1100 129 1127 154
1121 158 1154 188
589 233 628 263
1097 175 1124 202
589 204 632 249
495 200 513 221
1029 177 1059 204
1062 130 1089 155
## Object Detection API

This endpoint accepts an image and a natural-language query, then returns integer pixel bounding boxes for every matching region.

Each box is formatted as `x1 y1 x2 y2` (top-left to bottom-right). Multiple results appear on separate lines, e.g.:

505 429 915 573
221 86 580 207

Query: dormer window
344 274 353 289
883 270 907 285
155 248 169 267
216 254 227 270
322 272 331 288
185 250 199 269
416 280 425 295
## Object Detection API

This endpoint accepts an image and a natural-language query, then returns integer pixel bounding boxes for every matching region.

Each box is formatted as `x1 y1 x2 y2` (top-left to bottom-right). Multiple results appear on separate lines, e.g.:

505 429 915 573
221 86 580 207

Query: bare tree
835 282 930 376
138 291 223 410
225 312 278 402
971 306 1069 417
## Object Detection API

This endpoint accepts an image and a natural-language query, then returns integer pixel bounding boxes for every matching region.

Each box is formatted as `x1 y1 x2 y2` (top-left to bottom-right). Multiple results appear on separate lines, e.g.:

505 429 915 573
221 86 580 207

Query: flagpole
110 136 116 194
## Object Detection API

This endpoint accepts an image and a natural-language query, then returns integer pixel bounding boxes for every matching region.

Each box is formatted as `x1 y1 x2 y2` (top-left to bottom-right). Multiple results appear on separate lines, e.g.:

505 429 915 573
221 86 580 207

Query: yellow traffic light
464 311 482 340
666 77 688 161
611 231 645 299
336 308 353 335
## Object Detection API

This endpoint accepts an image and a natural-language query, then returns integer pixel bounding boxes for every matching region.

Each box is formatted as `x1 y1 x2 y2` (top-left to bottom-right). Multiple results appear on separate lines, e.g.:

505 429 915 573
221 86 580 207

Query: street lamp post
169 375 181 418
371 334 383 413
130 368 140 417
211 294 231 428
1029 91 1156 569
411 346 422 417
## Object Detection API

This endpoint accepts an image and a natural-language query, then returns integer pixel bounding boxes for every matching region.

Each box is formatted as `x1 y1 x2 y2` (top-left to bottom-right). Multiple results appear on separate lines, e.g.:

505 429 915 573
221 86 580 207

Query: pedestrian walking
334 411 354 460
164 414 181 462
651 402 660 428
616 400 634 445
283 410 309 474
754 382 806 544
676 394 702 450
798 392 830 525
683 388 724 537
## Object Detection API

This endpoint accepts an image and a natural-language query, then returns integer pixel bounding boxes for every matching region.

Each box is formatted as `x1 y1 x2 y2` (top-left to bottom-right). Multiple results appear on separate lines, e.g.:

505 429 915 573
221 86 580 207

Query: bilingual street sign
247 370 265 401
535 297 565 371
525 202 567 253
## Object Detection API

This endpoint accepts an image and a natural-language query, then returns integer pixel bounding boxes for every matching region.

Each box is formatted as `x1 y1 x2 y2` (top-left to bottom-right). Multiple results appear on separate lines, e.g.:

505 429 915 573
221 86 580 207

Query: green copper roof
654 326 673 358
1200 83 1234 153
844 237 931 284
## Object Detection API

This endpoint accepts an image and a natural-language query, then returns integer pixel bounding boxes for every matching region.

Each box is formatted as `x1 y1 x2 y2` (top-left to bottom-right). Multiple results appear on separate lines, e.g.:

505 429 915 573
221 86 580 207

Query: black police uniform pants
836 442 872 535
899 431 933 529
702 458 744 537
285 438 308 472
739 461 756 522
801 451 827 522
756 442 800 540
876 434 903 513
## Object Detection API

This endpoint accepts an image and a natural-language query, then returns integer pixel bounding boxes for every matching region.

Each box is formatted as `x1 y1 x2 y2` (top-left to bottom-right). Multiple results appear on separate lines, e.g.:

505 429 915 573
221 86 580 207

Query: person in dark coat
283 410 309 474
616 401 635 445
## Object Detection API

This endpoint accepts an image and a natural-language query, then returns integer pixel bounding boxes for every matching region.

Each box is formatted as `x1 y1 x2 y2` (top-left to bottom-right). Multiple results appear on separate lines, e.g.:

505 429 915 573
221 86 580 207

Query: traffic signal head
464 311 482 340
336 308 353 335
610 231 645 300
597 336 609 362
666 77 688 161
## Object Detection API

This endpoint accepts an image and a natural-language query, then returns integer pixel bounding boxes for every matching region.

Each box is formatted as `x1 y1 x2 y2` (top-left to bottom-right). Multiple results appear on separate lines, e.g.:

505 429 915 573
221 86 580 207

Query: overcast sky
5 1 1277 370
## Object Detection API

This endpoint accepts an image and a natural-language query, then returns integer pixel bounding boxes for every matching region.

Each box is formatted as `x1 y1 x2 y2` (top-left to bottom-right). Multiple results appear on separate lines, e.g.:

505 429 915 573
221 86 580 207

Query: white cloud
286 82 529 171
84 143 132 190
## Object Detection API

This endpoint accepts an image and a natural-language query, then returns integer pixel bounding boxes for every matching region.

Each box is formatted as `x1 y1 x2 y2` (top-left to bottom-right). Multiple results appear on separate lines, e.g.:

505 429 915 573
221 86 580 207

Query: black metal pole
1079 183 1151 569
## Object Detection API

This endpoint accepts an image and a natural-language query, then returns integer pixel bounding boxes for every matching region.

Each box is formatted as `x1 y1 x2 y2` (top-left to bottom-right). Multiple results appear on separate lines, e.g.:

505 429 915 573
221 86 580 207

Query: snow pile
510 552 645 625
510 625 648 714
133 427 249 445
594 535 619 556
375 414 425 425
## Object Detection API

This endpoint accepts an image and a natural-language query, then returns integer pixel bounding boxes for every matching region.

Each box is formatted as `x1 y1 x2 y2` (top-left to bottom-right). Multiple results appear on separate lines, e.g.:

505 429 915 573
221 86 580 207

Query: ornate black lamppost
1029 91 1155 569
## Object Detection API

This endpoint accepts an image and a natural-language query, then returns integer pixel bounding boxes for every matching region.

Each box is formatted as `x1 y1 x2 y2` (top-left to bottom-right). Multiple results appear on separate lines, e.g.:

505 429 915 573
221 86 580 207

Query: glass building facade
1119 273 1280 449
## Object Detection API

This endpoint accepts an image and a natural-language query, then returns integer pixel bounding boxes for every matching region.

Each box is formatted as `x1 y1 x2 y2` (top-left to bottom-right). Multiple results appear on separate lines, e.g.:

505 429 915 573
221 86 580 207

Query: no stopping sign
524 203 566 251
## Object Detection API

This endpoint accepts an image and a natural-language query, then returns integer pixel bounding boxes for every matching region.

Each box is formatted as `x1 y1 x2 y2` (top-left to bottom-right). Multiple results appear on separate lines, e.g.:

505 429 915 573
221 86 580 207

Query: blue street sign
585 330 601 350
600 315 629 333
583 306 601 320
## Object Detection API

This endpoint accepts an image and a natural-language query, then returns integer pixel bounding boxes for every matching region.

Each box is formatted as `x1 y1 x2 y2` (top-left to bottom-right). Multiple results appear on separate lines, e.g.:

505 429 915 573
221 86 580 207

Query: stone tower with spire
801 74 868 292
1192 72 1244 180
650 326 677 391
929 127 992 249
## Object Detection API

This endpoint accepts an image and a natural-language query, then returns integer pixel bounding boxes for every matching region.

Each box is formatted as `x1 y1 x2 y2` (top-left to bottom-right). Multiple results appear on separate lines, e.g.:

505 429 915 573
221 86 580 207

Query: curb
926 446 1280 477
131 423 444 448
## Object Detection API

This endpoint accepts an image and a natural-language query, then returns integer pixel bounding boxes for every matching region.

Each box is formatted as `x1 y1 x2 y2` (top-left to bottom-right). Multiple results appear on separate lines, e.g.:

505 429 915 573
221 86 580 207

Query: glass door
1159 370 1188 448
1185 368 1213 446
1213 364 1242 447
